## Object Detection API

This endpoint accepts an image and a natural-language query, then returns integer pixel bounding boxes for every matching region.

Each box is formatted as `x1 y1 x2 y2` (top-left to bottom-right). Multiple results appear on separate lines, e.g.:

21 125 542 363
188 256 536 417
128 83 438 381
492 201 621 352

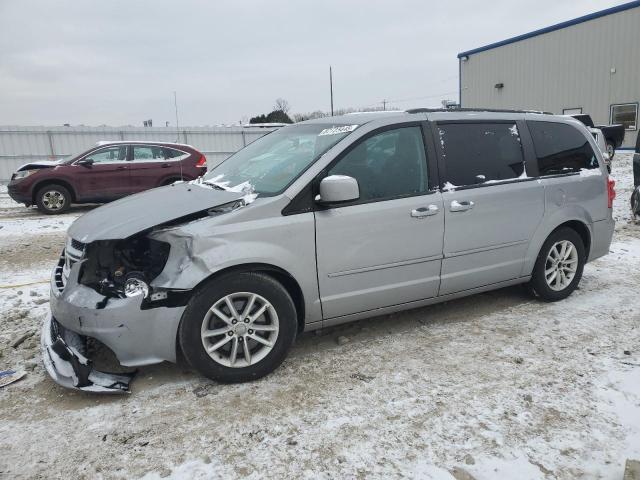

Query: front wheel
35 185 71 214
179 272 297 383
528 227 585 301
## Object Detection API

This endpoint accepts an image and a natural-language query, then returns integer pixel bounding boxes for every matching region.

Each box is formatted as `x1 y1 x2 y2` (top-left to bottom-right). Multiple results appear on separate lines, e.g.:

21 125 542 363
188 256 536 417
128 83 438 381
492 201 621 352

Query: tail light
607 177 616 208
196 154 207 168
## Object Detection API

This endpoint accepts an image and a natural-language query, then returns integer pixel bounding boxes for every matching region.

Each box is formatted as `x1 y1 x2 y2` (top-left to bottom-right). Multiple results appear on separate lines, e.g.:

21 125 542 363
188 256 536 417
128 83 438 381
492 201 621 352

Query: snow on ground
0 155 639 479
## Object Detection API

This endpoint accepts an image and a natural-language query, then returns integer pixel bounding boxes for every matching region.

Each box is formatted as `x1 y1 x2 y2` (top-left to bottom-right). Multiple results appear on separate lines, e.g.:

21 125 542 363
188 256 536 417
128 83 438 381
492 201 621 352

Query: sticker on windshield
318 125 359 136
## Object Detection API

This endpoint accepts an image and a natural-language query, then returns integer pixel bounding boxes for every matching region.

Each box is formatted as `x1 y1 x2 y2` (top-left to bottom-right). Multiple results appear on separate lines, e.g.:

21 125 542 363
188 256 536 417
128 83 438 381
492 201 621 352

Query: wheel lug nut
228 331 233 336
244 318 250 323
239 337 243 342
232 319 237 324
248 329 254 334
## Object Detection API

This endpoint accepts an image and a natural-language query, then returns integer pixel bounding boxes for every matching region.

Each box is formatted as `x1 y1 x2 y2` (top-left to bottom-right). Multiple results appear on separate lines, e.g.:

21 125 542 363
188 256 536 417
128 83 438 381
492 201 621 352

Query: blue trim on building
457 0 640 58
458 58 462 107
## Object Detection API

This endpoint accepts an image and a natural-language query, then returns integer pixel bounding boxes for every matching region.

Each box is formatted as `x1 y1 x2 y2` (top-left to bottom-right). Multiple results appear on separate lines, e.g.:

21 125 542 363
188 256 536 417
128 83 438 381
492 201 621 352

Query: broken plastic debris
0 370 26 388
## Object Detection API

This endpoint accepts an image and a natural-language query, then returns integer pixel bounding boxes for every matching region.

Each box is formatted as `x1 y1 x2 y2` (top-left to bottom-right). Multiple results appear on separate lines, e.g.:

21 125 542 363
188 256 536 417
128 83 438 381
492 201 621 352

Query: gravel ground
0 154 639 480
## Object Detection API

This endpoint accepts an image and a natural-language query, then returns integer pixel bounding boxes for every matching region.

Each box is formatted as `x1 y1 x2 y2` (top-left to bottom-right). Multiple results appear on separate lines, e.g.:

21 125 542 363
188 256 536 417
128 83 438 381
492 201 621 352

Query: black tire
179 272 297 383
35 184 71 214
606 141 615 161
631 186 640 219
528 227 586 302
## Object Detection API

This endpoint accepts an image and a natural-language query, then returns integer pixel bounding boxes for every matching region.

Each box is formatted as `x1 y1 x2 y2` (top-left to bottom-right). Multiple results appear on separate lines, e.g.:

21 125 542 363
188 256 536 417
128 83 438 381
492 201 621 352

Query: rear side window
528 121 599 175
437 123 525 187
164 148 187 159
132 146 165 161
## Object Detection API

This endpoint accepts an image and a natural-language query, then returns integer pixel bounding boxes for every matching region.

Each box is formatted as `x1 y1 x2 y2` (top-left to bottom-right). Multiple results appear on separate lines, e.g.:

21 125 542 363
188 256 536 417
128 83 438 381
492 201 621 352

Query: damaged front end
43 233 189 393
42 183 256 393
41 315 135 393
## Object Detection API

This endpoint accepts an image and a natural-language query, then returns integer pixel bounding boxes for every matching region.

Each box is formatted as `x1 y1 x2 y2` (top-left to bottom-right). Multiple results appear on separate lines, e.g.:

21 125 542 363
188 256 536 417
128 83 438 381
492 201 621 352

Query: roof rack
406 107 553 115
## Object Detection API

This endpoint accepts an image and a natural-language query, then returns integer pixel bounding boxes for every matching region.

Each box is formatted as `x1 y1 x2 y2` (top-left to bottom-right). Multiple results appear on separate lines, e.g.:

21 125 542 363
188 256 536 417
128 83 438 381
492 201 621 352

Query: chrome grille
54 254 65 293
70 238 86 251
59 237 85 290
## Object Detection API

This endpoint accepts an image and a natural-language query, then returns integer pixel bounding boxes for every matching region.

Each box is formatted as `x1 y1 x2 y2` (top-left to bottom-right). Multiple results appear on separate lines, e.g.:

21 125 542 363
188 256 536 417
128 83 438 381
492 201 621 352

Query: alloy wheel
200 292 279 368
544 240 578 291
42 190 66 211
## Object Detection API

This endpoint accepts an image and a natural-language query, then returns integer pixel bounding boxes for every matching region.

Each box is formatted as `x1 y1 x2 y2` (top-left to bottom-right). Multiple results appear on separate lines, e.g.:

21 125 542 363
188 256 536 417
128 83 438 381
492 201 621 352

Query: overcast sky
0 0 629 126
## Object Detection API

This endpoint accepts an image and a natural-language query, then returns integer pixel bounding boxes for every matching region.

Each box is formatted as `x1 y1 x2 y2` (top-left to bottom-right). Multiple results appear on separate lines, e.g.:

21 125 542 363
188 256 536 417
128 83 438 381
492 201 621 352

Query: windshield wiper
201 180 227 190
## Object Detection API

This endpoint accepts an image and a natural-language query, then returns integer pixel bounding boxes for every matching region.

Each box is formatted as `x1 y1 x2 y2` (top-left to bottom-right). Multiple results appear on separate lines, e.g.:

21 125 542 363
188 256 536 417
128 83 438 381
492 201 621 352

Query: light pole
329 66 334 116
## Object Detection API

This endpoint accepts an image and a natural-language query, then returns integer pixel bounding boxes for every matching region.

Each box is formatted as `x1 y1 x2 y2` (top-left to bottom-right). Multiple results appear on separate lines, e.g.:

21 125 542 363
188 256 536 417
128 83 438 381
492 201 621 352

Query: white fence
0 126 276 181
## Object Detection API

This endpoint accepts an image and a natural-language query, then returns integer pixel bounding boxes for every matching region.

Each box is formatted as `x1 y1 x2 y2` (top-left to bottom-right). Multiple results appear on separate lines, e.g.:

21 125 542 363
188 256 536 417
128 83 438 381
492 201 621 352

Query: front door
435 121 545 295
315 125 444 319
74 145 131 200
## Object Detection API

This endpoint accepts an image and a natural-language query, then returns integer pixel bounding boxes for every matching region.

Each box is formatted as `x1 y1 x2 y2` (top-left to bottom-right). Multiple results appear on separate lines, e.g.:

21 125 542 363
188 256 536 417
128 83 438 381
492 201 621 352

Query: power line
357 89 459 111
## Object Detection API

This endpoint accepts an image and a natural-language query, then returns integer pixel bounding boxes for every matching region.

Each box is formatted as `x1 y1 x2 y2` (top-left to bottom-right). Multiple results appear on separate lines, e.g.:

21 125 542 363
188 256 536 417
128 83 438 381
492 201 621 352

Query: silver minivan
42 110 616 392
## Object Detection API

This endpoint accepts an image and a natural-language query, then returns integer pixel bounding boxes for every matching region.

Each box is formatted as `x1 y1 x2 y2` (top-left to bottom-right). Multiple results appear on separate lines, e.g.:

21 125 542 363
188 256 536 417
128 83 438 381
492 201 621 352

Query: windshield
203 123 358 195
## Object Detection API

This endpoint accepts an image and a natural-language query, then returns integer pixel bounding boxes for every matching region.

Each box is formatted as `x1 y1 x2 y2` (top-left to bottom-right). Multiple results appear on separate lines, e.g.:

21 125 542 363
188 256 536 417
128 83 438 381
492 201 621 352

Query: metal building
458 0 640 147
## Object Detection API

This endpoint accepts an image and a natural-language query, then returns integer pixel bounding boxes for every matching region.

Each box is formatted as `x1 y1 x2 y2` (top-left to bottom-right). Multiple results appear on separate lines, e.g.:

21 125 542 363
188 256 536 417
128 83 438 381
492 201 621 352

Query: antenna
174 91 183 181
173 91 180 142
329 66 334 116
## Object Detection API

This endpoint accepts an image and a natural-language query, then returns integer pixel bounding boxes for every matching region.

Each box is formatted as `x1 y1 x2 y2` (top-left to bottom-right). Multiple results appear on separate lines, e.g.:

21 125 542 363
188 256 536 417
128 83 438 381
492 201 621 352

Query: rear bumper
41 314 135 393
588 217 615 262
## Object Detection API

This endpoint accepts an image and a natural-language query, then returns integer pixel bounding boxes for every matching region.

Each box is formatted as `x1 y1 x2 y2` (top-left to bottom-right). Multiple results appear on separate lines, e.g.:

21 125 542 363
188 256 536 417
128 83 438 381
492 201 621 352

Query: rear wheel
35 185 71 214
528 227 585 301
179 272 297 383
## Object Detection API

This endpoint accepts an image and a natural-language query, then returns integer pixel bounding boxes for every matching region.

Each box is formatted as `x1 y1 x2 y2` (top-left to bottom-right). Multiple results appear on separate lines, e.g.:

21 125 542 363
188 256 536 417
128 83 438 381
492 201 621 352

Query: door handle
116 166 128 170
411 205 439 218
161 163 170 168
450 200 474 212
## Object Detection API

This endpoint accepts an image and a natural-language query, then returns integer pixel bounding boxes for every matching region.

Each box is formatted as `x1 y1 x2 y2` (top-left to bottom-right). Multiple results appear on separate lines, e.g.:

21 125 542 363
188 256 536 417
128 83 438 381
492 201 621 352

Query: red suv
8 141 207 214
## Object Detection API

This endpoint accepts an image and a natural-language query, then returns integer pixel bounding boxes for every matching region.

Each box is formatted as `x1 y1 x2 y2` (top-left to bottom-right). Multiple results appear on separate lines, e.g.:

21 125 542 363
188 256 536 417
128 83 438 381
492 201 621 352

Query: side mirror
317 175 359 205
76 158 94 167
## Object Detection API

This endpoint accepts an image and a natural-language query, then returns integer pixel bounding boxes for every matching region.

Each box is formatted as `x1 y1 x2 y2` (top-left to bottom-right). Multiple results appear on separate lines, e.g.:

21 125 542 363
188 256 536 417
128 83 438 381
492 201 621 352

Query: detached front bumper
41 314 135 393
42 252 187 393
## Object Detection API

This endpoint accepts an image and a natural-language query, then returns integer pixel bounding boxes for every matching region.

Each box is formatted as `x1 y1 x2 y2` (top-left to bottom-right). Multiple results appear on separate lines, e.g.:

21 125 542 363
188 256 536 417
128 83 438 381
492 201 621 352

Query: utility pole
173 91 180 142
382 99 387 111
329 66 334 116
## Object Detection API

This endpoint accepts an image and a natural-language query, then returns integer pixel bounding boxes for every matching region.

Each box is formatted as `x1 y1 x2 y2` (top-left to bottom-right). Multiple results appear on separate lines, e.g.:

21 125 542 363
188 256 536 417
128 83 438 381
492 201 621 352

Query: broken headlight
78 235 170 299
123 272 149 298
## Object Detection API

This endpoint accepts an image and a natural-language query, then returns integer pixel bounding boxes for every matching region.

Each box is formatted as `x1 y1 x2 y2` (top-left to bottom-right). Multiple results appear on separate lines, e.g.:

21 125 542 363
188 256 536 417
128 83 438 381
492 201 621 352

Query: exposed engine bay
78 235 170 300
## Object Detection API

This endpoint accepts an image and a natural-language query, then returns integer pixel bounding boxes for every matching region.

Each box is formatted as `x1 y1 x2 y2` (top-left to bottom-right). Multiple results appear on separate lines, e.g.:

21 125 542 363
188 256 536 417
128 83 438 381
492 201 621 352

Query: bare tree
274 98 290 113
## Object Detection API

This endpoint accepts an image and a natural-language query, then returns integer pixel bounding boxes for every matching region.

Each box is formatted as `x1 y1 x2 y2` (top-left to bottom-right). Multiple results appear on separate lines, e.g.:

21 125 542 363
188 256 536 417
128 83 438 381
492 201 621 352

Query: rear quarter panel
521 168 611 276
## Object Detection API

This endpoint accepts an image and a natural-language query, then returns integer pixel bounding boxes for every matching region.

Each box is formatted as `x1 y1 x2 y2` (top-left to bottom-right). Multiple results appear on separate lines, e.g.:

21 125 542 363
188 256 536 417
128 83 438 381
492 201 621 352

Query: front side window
437 123 525 187
328 126 428 202
528 121 599 176
85 146 127 163
132 146 165 161
610 103 638 130
205 123 358 195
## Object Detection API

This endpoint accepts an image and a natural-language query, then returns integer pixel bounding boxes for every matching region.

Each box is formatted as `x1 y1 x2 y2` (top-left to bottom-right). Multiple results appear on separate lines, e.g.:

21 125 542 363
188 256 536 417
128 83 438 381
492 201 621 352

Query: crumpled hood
17 160 60 171
68 183 247 242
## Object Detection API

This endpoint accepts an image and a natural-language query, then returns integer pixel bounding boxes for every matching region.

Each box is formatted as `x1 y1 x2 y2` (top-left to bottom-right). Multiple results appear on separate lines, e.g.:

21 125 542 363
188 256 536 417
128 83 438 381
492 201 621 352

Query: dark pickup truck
570 114 626 160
